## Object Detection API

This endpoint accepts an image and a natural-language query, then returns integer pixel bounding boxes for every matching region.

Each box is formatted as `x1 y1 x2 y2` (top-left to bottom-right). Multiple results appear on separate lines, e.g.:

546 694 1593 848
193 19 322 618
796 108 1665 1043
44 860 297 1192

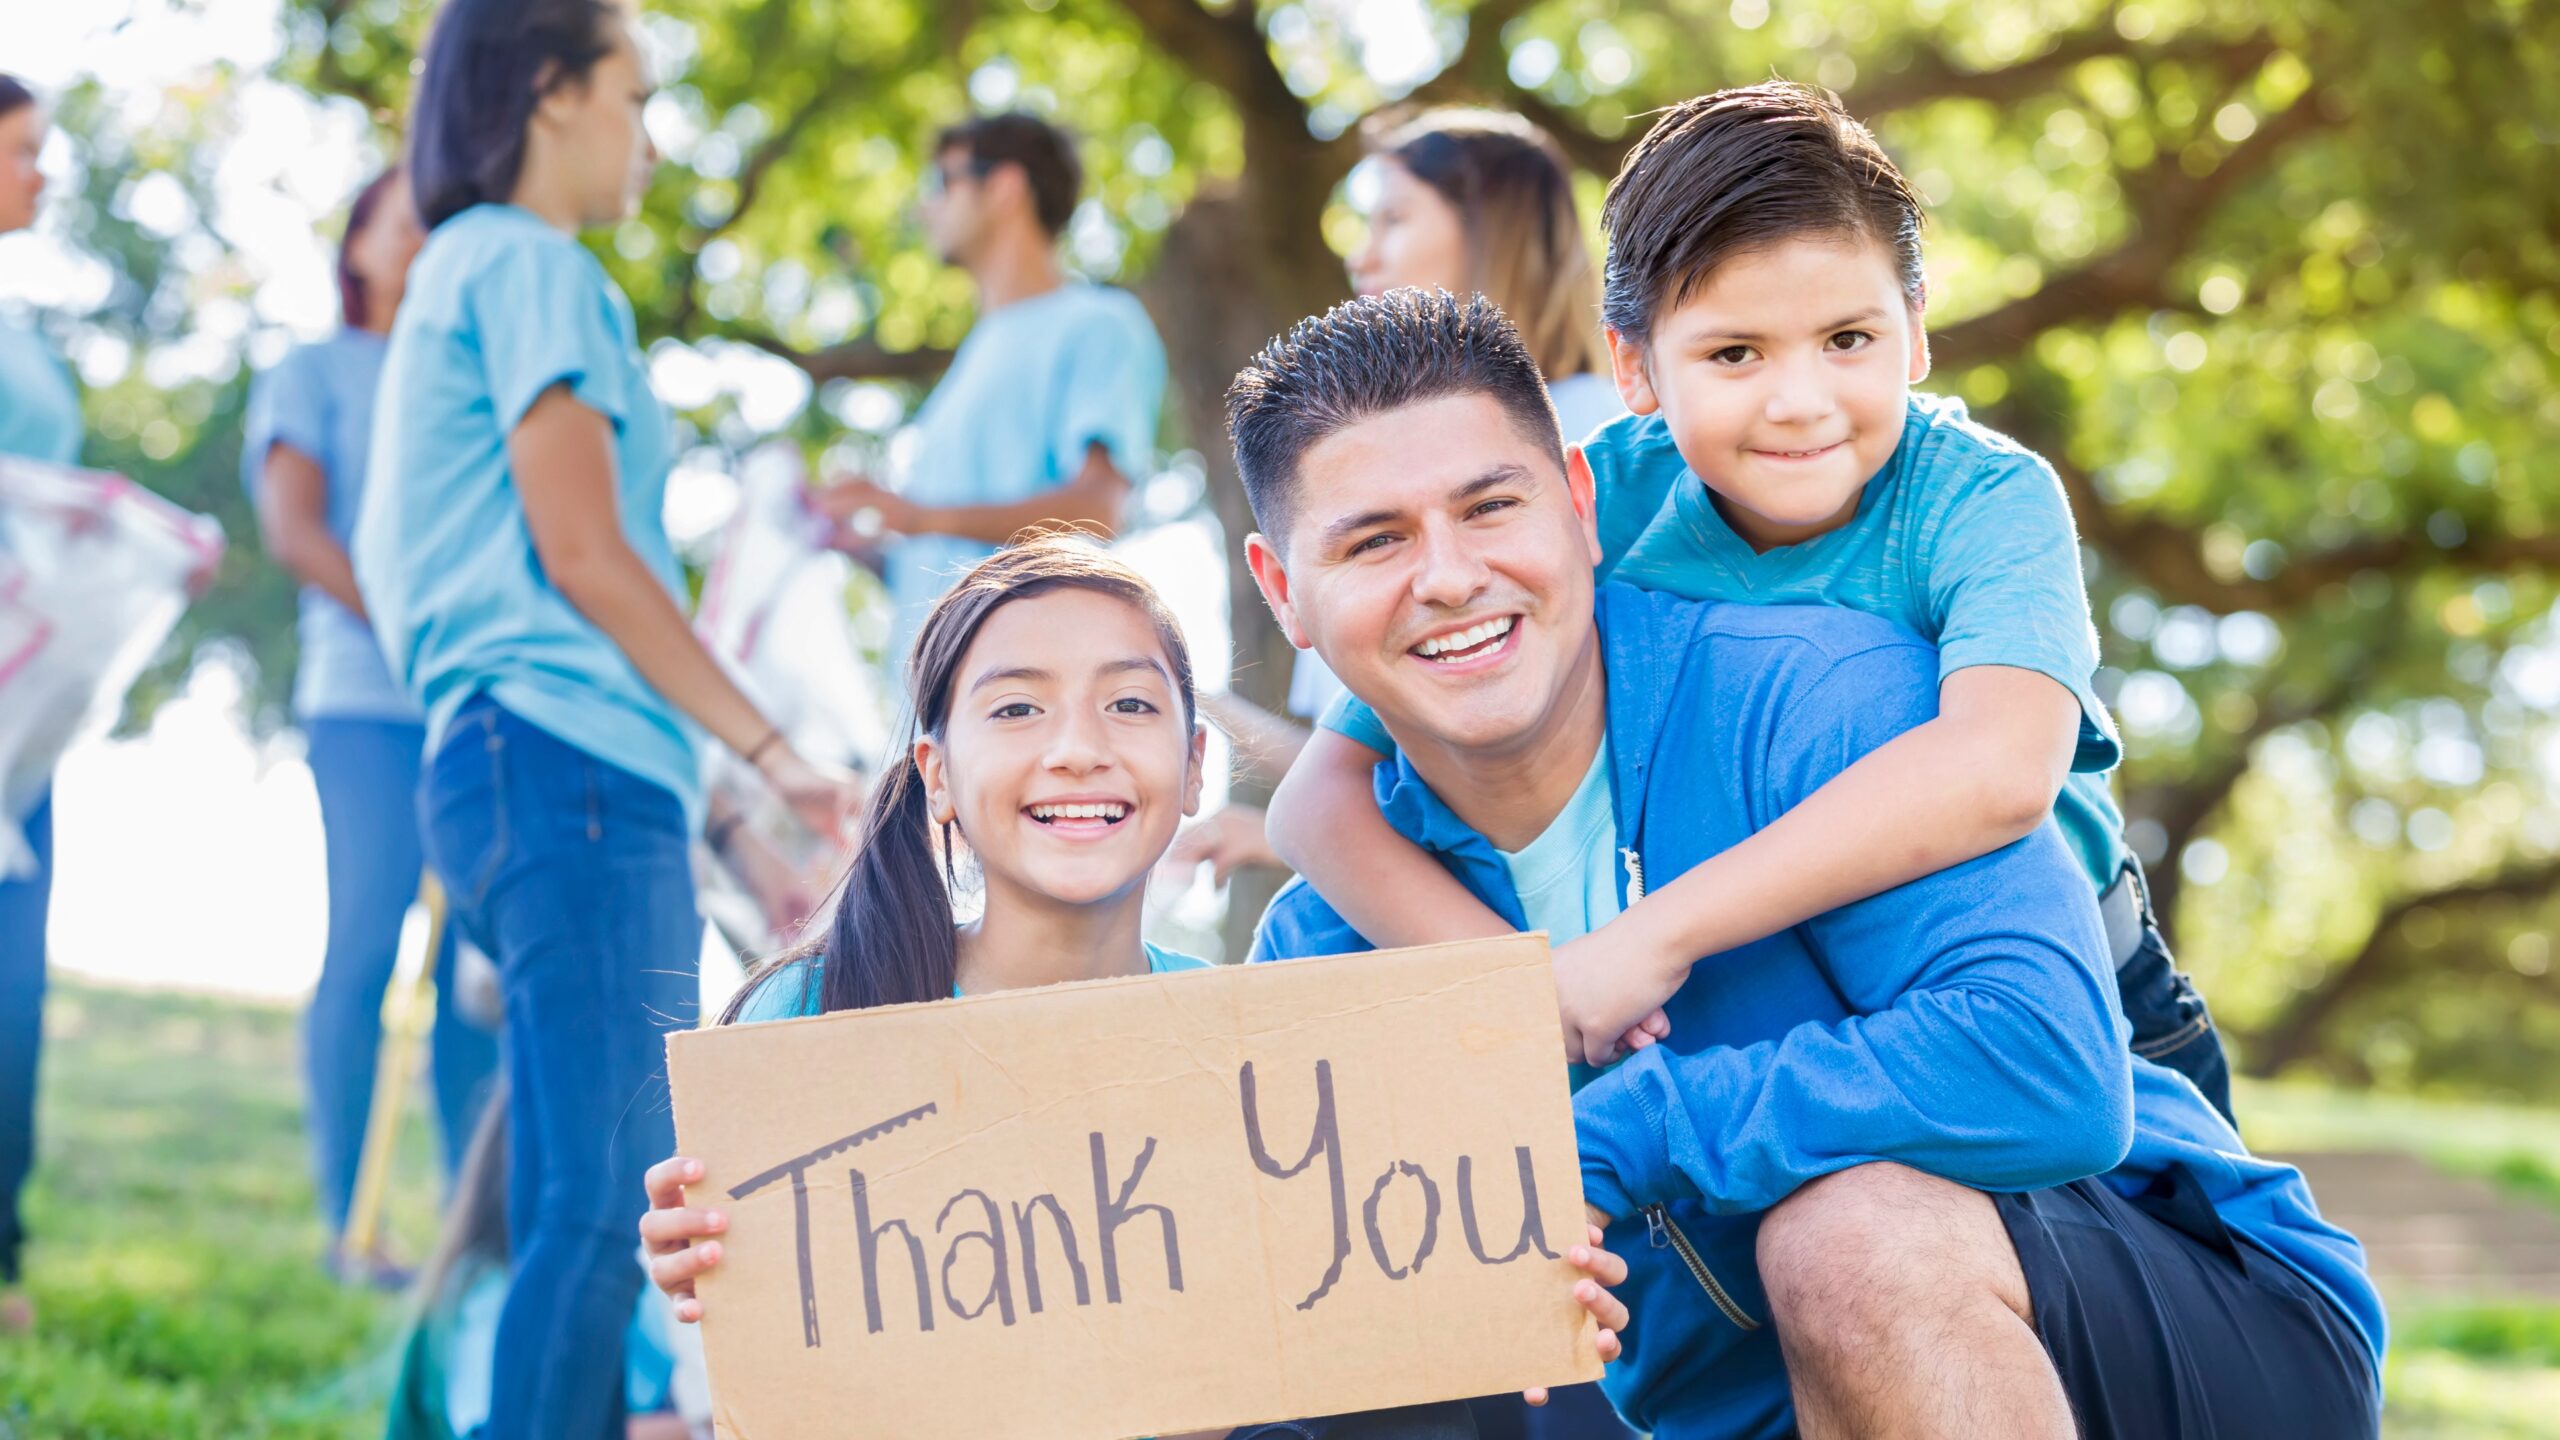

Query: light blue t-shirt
729 939 1209 1023
0 313 81 465
885 282 1164 655
1324 391 2129 889
1495 738 1625 1096
242 330 416 722
353 204 700 825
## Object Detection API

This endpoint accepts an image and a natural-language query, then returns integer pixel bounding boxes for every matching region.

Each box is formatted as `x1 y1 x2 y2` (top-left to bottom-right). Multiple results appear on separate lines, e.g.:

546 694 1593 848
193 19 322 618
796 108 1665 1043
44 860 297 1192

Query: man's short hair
1601 80 1925 347
1226 288 1562 545
935 111 1082 237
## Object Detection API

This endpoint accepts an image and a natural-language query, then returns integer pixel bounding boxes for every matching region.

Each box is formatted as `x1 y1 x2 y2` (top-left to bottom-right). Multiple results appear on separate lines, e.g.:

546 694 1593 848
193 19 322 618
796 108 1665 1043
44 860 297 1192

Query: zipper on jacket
1642 1203 1760 1331
1622 847 1647 904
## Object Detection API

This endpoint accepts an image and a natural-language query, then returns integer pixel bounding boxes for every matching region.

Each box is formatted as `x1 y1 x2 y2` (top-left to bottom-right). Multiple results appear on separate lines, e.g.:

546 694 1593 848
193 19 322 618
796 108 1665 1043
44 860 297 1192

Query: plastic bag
691 441 895 949
0 455 223 879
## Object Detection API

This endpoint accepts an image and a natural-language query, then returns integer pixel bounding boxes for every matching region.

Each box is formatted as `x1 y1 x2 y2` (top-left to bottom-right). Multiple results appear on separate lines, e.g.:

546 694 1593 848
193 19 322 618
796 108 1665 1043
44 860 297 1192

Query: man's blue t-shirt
354 204 701 826
242 330 416 722
1323 391 2129 889
885 282 1164 656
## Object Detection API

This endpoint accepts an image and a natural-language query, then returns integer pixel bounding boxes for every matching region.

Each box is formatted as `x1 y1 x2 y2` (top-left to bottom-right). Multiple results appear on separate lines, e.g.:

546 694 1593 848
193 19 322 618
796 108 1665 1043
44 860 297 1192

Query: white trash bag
0 455 223 879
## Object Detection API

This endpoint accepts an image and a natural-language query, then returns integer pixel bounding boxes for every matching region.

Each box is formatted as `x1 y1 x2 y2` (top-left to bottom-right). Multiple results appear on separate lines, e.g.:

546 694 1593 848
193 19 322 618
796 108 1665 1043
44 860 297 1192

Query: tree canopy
28 0 2560 1095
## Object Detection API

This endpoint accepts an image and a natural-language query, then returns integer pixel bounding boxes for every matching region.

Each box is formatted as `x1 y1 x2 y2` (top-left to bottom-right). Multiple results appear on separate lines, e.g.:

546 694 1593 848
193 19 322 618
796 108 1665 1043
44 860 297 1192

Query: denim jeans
0 788 52 1286
305 716 498 1238
1233 1402 1480 1440
2110 863 2235 1126
1465 1383 1636 1440
423 700 700 1440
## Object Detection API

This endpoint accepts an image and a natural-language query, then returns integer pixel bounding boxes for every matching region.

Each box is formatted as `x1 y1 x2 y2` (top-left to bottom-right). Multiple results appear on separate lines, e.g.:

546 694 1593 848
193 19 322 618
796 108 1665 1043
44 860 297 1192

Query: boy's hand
1521 1221 1631 1406
1551 918 1686 1065
640 1155 726 1324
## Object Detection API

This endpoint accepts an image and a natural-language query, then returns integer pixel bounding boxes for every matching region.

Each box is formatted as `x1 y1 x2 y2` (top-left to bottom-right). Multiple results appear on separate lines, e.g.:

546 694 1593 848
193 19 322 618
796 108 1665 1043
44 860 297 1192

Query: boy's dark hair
935 111 1082 237
406 0 620 229
1226 287 1560 544
1601 80 1925 347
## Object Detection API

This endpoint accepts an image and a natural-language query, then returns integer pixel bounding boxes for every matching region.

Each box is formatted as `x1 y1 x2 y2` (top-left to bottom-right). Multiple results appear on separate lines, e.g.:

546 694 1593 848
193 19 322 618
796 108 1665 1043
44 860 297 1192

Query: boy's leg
2102 863 2234 1124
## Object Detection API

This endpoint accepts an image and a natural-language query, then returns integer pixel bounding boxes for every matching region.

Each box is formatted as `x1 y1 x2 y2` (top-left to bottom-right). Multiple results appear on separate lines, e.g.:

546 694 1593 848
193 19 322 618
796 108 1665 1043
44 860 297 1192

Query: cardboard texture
665 934 1604 1439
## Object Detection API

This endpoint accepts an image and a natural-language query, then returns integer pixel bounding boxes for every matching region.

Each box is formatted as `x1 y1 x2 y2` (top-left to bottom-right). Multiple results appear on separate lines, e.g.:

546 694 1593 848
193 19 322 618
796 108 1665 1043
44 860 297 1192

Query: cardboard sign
666 934 1603 1439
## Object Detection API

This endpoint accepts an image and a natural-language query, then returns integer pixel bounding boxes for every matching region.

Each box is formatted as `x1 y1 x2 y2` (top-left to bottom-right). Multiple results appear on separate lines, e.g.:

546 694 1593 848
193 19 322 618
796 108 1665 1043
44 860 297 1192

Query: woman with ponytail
637 536 1632 1439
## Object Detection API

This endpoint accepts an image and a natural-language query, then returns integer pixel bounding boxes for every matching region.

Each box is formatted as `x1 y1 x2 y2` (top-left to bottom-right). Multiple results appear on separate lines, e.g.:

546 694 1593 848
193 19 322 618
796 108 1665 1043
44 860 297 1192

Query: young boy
1263 80 2234 1121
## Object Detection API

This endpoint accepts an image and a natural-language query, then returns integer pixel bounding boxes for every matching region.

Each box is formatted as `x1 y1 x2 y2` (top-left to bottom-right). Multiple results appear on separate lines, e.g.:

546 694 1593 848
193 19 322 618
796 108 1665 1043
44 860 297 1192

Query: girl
355 2 858 1434
245 166 498 1282
640 538 1629 1438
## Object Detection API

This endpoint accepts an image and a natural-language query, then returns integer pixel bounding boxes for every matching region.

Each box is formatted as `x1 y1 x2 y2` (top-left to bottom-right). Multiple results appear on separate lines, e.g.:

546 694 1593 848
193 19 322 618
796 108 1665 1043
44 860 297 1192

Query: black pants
1998 1171 2379 1439
2107 863 2235 1126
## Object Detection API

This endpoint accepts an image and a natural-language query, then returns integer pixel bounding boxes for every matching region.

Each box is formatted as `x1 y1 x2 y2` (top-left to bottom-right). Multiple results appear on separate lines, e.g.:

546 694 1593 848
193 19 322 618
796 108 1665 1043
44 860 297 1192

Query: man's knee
1757 1163 2031 1344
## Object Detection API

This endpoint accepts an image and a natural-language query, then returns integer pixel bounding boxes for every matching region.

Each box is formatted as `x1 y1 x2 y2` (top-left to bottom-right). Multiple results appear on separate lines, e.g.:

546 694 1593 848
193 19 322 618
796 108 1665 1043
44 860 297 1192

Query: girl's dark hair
1370 108 1606 381
1600 80 1925 348
724 534 1199 1019
0 75 34 124
337 168 406 329
407 0 620 229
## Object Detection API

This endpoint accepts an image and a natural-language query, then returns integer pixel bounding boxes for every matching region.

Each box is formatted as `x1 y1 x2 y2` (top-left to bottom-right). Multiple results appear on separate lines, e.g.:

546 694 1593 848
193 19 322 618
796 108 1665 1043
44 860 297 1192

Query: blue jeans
0 788 52 1286
304 716 498 1239
423 700 700 1440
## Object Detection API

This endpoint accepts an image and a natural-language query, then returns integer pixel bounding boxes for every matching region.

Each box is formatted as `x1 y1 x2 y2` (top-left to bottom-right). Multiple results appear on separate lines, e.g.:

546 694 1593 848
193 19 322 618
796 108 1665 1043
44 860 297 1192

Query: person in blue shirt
637 538 1629 1439
244 165 498 1284
807 112 1167 659
0 71 82 1338
355 4 859 1436
1231 289 2380 1440
1265 83 2231 1121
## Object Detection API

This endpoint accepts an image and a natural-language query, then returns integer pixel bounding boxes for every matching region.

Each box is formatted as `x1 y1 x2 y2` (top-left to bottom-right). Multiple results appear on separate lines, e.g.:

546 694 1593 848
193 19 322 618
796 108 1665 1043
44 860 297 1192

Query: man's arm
1575 643 2132 1224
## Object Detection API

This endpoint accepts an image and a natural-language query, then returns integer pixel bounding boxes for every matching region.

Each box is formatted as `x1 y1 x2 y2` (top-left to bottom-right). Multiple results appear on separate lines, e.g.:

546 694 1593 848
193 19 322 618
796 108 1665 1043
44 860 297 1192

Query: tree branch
2246 856 2560 1075
1849 27 2279 118
2130 669 2362 928
1931 84 2338 370
729 330 956 384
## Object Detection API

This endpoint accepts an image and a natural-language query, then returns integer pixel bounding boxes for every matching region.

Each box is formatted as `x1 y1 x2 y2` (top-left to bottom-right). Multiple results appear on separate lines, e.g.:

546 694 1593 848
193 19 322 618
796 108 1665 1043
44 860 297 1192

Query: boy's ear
1605 327 1660 415
1905 287 1931 384
1244 532 1312 650
1563 445 1603 568
914 736 955 827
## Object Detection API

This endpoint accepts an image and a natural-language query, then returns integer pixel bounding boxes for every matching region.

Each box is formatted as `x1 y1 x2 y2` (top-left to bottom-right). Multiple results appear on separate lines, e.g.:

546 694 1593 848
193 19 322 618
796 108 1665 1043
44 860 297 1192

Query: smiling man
1233 289 2382 1440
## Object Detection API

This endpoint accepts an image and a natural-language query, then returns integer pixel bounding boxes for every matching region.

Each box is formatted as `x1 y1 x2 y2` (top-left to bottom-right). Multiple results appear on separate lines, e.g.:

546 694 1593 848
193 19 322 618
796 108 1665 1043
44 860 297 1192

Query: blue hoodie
1255 584 2382 1440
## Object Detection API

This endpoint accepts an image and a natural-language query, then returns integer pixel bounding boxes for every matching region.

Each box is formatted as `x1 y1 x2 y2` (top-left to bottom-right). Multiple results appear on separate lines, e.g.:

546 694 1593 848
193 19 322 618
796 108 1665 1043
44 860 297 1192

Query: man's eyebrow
1317 464 1533 549
1691 309 1888 345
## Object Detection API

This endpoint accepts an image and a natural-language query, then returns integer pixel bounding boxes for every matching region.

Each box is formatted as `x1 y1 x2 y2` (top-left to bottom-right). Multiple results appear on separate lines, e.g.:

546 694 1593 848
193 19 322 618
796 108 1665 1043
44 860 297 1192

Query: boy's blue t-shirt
728 940 1209 1022
1321 391 2129 889
352 204 701 826
241 330 417 722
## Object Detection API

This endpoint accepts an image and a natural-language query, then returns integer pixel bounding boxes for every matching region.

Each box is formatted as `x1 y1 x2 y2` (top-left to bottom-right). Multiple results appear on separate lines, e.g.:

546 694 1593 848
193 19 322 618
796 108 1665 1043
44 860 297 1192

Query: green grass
1 986 2554 1437
0 982 434 1440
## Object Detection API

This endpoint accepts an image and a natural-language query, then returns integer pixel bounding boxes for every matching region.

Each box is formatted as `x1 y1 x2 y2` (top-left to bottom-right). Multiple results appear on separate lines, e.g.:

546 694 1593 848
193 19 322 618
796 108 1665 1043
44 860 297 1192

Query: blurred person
1171 111 1622 952
638 537 1629 1440
245 166 499 1285
0 70 81 1338
810 112 1165 659
387 1081 699 1440
354 2 858 1435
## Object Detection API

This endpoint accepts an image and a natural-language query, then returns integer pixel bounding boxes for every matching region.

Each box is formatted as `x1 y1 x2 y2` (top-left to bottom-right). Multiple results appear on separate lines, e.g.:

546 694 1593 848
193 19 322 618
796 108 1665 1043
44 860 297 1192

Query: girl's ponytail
816 753 960 1010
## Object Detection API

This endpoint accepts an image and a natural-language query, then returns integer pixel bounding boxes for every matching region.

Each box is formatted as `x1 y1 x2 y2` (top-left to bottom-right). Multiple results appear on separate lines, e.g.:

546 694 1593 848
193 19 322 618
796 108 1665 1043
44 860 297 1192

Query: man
818 112 1165 654
1232 289 2382 1440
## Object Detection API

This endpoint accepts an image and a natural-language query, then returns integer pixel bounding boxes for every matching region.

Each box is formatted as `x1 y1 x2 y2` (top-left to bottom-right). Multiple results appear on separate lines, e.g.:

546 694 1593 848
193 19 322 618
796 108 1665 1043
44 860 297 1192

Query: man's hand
1160 804 1286 889
1551 917 1684 1066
